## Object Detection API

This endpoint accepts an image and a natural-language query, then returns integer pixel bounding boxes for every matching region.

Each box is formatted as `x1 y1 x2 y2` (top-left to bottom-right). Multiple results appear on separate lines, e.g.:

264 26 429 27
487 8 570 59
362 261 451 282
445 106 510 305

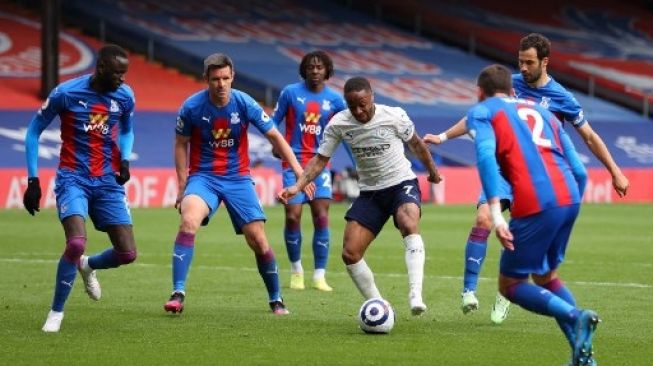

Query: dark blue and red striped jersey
175 89 274 177
271 82 345 169
33 74 135 177
468 96 586 218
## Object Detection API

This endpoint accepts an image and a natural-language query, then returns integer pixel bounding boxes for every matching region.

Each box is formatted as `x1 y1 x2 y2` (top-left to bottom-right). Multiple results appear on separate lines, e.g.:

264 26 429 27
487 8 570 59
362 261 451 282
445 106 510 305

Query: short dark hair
299 50 334 80
203 53 234 76
477 64 512 96
519 33 551 60
344 77 372 94
97 44 128 65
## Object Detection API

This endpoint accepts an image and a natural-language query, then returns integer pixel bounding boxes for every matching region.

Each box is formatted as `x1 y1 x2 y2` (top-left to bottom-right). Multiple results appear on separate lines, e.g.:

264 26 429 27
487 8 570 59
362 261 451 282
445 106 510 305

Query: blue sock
284 227 302 263
51 257 77 312
463 227 489 292
543 278 578 348
172 232 195 293
507 282 579 323
256 250 280 302
312 228 330 270
88 248 120 269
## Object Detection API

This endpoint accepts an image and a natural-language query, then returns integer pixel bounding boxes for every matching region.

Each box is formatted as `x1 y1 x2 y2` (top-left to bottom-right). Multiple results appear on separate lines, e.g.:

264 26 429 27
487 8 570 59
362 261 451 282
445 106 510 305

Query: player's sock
256 249 281 301
284 223 302 267
463 227 489 293
403 234 425 296
543 278 577 348
172 232 195 293
346 259 381 299
312 216 330 273
51 236 86 312
313 268 325 281
290 260 303 274
88 248 137 269
505 282 580 323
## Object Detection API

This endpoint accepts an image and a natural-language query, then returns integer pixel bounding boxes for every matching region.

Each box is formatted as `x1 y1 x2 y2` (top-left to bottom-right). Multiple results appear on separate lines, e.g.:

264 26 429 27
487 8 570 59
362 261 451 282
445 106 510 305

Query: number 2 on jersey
517 107 552 148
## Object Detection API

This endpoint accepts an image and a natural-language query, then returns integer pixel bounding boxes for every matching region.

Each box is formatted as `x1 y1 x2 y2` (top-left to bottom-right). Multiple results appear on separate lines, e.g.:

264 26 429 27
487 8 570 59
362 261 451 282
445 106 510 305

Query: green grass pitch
1 204 651 365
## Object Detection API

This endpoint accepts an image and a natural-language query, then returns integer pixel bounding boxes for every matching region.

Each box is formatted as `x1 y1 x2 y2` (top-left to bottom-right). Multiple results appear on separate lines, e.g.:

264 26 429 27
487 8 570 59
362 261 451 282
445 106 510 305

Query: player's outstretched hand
277 186 300 204
23 177 42 216
423 133 443 145
115 160 131 185
612 173 629 198
495 224 514 251
428 170 442 184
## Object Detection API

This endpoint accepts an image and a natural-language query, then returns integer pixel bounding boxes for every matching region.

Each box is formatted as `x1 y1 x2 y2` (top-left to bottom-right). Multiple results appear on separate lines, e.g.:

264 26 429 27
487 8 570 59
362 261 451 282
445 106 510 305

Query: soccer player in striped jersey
278 77 442 315
164 53 314 316
424 33 629 324
468 64 599 366
271 50 346 292
24 44 137 332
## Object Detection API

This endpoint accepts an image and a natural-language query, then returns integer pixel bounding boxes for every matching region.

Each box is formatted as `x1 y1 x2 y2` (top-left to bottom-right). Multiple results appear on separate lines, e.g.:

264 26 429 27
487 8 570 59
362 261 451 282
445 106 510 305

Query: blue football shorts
282 168 332 205
500 203 580 279
345 179 421 237
54 170 132 231
184 173 265 234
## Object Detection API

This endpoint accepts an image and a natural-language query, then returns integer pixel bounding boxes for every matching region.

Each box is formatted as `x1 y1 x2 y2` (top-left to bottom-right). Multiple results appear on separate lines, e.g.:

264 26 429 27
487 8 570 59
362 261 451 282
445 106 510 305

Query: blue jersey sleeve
118 94 135 161
559 125 588 196
333 96 346 114
559 90 587 128
26 88 66 177
271 88 291 129
175 104 192 137
243 94 274 134
468 105 503 201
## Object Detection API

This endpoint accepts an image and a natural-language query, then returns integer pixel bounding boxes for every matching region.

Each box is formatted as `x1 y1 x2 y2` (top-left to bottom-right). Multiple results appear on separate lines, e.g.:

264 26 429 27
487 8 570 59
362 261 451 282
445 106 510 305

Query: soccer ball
358 298 395 334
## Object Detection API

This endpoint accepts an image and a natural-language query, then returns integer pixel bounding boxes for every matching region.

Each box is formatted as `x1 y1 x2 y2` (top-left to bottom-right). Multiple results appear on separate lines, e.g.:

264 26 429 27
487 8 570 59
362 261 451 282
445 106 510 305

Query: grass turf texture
1 204 651 365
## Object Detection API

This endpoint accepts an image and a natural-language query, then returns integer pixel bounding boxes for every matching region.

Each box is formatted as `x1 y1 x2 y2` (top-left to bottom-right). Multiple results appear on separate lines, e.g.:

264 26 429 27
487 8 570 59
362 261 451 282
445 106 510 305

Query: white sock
290 260 303 274
346 259 381 299
313 268 325 281
404 234 425 296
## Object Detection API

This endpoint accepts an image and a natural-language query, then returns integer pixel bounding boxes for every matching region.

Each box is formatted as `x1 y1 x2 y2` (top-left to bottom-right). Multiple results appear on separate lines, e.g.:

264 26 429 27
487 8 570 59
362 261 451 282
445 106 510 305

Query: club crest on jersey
230 112 240 125
322 100 331 111
376 127 391 139
110 99 119 113
540 97 551 109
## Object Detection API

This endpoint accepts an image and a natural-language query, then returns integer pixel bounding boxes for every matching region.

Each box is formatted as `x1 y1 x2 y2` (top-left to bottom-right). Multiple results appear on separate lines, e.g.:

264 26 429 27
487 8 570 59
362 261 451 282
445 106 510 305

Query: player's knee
284 218 301 231
116 250 137 265
313 214 328 230
474 213 493 229
63 236 87 263
341 248 362 265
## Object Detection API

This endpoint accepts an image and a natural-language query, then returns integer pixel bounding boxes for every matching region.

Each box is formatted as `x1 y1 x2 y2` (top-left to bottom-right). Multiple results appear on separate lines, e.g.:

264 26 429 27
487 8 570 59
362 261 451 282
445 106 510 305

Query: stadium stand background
1 0 652 207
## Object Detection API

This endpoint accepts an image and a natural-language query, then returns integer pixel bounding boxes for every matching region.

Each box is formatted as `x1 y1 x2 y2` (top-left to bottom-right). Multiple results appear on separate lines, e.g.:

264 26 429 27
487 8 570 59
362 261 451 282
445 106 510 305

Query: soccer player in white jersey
278 77 442 315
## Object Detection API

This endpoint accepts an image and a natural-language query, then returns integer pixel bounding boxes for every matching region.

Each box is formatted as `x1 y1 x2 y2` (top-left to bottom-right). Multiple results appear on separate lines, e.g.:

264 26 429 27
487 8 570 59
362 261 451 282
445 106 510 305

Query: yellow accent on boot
290 273 305 290
312 277 333 292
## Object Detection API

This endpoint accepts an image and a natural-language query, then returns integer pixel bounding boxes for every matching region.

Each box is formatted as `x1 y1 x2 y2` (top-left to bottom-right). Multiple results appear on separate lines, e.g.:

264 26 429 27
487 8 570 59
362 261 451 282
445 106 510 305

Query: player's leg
281 169 305 289
43 175 90 332
225 178 286 314
461 203 491 314
342 191 386 300
284 203 305 290
309 198 332 291
242 221 287 315
391 179 427 315
164 193 211 314
342 220 380 299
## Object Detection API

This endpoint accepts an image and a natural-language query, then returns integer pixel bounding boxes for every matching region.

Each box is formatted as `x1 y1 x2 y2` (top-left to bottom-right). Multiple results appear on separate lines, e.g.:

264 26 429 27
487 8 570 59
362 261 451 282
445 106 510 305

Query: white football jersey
318 104 416 191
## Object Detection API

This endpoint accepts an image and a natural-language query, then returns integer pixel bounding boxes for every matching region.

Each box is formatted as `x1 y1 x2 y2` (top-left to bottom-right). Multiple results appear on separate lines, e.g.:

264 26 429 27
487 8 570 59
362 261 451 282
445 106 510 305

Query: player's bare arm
266 128 316 199
575 123 629 197
277 154 329 204
174 134 190 209
423 116 467 145
488 197 514 251
407 133 442 184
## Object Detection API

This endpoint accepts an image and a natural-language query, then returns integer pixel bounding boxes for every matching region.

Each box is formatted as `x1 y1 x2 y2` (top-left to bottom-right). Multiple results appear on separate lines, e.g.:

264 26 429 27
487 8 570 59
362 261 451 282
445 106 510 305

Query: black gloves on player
23 177 42 216
115 160 131 185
